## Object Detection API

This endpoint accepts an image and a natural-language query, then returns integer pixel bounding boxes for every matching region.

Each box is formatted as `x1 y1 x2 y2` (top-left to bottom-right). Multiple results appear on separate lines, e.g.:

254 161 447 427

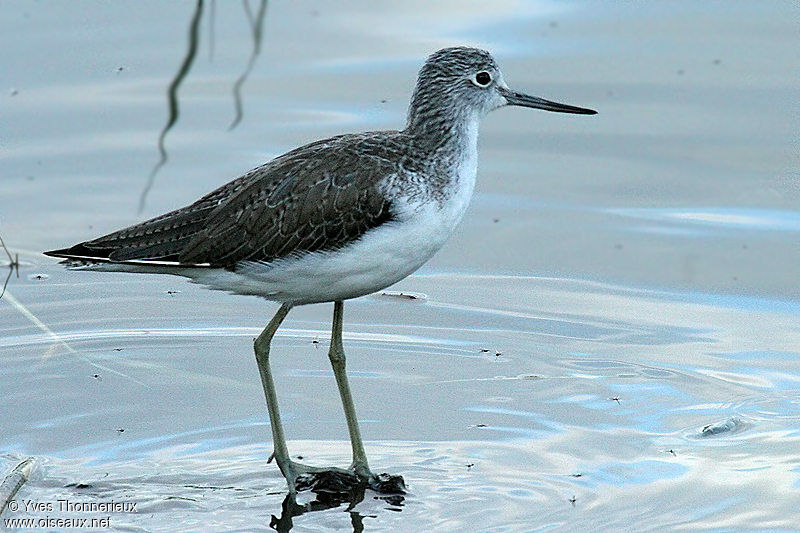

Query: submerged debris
0 457 35 515
700 417 746 437
378 291 427 302
63 482 92 489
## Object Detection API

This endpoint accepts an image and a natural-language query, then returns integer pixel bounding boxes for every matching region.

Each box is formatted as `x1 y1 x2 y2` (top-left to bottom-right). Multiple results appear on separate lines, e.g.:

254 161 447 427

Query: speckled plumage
46 46 595 305
44 46 596 495
67 134 401 267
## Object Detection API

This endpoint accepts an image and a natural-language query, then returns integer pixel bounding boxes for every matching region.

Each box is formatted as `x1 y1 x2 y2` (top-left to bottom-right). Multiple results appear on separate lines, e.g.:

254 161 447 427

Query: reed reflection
140 0 269 213
140 0 204 213
229 0 268 130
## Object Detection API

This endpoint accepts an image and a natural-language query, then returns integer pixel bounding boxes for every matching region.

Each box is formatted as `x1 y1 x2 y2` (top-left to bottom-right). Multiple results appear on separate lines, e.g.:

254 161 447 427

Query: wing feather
178 134 399 267
46 132 403 268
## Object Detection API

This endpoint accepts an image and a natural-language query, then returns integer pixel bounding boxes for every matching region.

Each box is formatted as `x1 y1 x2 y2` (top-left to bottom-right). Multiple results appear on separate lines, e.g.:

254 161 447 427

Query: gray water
2 1 799 531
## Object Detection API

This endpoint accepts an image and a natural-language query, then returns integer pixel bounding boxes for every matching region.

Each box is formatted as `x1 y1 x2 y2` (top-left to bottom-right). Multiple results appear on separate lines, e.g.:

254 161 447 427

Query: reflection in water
270 488 402 533
208 0 216 61
139 0 205 214
229 0 269 130
139 0 269 212
608 206 800 233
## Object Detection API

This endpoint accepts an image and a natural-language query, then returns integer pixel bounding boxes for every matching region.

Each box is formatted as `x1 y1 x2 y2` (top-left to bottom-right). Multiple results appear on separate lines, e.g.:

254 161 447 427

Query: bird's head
406 47 596 132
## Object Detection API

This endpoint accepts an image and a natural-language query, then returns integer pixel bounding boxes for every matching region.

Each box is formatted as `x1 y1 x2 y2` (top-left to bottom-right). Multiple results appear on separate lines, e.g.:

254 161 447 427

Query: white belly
188 170 475 305
191 119 479 305
190 194 470 304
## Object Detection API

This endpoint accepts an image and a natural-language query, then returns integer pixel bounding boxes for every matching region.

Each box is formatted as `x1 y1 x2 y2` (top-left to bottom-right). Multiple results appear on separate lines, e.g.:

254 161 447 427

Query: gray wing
45 133 400 269
44 172 257 263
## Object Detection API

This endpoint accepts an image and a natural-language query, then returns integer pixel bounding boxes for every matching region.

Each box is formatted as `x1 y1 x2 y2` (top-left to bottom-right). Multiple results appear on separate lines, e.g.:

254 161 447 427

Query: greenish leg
328 301 372 479
254 303 298 490
254 301 382 494
255 303 357 494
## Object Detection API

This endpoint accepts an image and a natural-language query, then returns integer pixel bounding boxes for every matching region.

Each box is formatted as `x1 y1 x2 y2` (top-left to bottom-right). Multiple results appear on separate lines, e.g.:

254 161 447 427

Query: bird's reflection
269 488 404 533
139 0 269 213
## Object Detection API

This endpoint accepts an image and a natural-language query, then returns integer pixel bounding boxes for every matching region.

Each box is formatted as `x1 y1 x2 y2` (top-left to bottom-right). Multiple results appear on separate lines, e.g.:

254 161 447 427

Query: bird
45 46 596 495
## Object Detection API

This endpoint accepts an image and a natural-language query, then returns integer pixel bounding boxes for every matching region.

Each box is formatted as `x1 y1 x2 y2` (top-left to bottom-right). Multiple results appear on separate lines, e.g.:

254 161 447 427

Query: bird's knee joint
254 341 270 361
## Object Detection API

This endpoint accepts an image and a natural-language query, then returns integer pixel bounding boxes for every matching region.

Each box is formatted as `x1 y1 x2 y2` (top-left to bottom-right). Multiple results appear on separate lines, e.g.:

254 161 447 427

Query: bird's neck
396 108 479 211
403 107 480 176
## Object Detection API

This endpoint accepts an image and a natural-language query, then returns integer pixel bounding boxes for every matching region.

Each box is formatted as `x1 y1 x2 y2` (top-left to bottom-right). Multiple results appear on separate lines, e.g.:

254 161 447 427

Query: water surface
2 1 799 531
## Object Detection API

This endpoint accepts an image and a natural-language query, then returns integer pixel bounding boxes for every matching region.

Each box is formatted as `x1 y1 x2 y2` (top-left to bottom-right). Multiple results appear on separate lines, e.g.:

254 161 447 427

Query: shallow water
2 1 799 531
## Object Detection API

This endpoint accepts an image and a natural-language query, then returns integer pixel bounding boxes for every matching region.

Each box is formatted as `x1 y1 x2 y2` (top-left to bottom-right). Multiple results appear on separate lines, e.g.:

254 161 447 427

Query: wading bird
45 47 596 494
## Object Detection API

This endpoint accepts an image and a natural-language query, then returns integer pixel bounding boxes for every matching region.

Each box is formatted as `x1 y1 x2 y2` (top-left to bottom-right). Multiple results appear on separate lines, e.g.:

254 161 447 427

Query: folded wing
45 133 400 269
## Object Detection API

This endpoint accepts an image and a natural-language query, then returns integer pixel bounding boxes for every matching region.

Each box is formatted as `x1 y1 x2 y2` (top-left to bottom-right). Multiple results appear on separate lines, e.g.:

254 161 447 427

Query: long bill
499 86 597 115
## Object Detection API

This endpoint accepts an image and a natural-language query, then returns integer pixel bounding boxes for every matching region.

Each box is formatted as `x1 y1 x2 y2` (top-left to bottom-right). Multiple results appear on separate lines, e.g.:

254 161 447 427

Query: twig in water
0 458 35 516
0 233 20 300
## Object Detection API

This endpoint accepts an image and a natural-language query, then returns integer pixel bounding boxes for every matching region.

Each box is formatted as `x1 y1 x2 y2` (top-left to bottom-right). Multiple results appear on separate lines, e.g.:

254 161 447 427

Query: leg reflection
269 488 371 533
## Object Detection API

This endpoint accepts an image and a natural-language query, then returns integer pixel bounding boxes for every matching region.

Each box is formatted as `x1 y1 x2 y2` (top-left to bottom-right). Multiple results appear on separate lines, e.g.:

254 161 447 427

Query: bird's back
45 131 409 270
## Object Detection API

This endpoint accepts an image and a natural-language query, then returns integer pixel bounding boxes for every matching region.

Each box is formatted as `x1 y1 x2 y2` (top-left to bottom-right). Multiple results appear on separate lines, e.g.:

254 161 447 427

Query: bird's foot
367 472 406 494
284 460 405 498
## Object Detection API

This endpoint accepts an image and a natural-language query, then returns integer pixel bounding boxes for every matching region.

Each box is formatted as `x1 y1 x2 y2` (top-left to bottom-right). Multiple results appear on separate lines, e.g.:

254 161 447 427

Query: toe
369 473 406 494
295 469 364 495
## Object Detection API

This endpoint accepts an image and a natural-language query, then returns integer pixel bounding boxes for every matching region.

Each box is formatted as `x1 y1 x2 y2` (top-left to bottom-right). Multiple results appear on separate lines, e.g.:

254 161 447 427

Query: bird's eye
473 71 492 87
